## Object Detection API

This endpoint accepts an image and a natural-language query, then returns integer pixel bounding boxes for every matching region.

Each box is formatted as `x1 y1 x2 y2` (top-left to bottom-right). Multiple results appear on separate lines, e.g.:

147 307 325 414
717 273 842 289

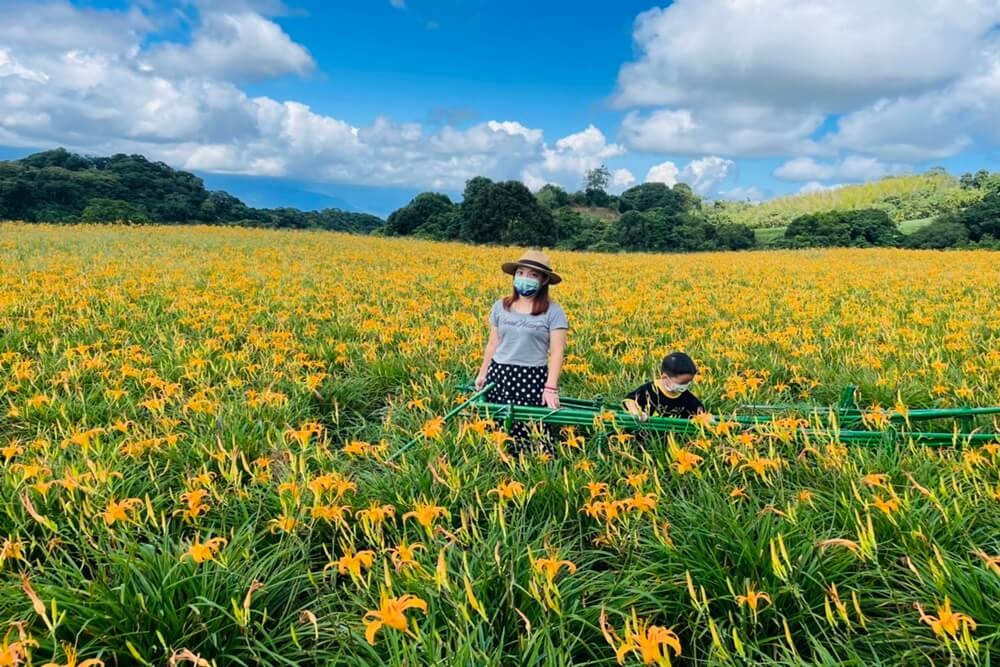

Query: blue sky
1 0 998 216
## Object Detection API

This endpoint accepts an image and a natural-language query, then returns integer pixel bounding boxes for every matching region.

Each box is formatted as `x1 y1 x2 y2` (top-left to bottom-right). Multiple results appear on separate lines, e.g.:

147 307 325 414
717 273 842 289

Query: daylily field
1 222 999 666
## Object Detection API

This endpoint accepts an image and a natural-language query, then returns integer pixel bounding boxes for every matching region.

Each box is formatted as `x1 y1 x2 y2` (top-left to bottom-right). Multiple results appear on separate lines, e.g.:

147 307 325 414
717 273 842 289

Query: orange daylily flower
601 609 682 666
184 536 227 564
403 502 449 532
489 480 525 502
325 549 375 578
363 594 427 644
101 497 142 526
915 597 977 640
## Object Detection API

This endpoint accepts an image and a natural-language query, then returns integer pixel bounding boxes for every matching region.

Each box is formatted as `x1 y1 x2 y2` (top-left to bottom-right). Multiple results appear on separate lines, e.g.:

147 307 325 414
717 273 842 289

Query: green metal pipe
738 404 1000 421
465 400 999 447
386 382 496 462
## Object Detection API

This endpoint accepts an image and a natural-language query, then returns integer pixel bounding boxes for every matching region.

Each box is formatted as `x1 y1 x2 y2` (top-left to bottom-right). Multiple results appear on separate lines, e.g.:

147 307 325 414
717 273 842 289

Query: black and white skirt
485 361 552 454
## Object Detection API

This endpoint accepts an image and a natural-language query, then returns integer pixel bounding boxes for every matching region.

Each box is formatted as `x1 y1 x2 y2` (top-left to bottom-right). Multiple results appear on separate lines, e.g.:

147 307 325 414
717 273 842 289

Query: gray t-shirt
489 299 569 367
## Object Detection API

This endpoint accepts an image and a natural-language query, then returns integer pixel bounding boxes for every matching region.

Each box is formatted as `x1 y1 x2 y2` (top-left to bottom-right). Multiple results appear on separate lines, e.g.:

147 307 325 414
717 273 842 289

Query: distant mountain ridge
0 148 384 233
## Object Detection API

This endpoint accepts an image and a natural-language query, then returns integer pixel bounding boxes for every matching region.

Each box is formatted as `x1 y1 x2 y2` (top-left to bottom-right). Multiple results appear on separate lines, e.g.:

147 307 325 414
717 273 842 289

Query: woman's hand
475 372 488 391
542 389 560 409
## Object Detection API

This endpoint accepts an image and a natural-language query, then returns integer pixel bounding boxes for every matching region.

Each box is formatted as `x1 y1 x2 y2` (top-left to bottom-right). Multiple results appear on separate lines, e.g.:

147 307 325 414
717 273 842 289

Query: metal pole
385 383 495 462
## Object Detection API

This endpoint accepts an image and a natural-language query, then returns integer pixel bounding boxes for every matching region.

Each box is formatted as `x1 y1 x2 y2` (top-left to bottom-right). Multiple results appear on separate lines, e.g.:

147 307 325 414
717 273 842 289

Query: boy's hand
624 399 648 422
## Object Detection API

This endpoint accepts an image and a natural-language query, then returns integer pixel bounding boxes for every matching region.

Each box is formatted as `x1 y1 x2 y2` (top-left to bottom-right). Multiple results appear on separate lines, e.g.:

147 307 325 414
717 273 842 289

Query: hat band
517 259 553 273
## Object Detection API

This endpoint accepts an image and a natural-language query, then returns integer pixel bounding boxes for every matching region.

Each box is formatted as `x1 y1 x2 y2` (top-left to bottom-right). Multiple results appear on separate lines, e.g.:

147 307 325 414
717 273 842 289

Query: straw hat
501 249 562 284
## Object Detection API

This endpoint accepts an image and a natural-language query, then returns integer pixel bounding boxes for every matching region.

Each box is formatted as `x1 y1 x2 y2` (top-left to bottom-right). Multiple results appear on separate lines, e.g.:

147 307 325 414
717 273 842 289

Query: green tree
618 182 690 214
553 208 606 250
784 209 900 248
957 190 1000 241
583 165 612 207
584 165 610 193
81 198 150 223
610 210 652 251
716 223 757 250
385 192 454 236
903 218 970 249
536 184 571 209
460 178 556 246
0 149 387 231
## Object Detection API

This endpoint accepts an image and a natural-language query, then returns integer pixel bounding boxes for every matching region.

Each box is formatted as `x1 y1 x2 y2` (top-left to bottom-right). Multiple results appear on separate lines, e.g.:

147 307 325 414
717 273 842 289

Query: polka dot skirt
485 360 554 456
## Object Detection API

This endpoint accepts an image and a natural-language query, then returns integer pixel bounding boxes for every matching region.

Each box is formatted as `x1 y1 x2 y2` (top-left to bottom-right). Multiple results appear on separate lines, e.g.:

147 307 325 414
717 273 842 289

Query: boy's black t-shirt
623 381 705 418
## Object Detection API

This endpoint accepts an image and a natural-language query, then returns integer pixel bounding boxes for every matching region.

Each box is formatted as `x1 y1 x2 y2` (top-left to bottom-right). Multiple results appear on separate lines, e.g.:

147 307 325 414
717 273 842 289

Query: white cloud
521 125 627 192
486 120 544 143
611 168 636 191
644 156 733 195
613 0 1000 162
616 1 997 110
0 2 632 192
0 48 49 83
824 53 1000 160
390 0 406 7
148 11 315 82
621 105 823 157
798 181 845 194
774 156 908 182
679 156 734 195
645 161 679 186
0 1 151 53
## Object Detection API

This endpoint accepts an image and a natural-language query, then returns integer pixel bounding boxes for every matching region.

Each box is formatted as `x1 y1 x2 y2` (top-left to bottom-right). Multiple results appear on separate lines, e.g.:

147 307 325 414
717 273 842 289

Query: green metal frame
383 382 1000 460
454 382 1000 448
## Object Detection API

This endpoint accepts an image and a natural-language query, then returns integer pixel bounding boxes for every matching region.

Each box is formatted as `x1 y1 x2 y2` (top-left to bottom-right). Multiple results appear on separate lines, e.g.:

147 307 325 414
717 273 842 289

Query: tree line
383 165 1000 252
2 149 998 253
0 148 383 233
382 167 758 252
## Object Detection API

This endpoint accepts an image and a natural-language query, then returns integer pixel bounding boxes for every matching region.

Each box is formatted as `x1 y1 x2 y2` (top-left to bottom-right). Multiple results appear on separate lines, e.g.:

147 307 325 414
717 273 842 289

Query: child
623 352 706 420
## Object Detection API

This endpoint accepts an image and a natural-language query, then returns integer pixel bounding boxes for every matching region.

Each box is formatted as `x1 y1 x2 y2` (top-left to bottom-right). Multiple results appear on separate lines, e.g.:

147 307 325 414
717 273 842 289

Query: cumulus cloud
613 0 1000 162
798 181 845 194
679 156 735 194
824 53 1000 160
0 1 152 53
148 11 315 82
521 125 627 192
0 48 49 83
0 2 635 192
621 105 823 158
774 156 908 182
611 168 636 190
644 156 734 195
615 1 996 110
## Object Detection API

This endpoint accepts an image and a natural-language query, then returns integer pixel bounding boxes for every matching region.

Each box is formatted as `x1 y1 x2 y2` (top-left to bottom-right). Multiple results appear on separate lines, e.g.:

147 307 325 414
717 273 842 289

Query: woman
475 249 568 455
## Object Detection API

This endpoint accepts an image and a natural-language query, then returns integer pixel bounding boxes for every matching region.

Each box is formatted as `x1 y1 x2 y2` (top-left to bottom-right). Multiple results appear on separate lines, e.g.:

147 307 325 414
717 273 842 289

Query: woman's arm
542 328 567 408
475 326 500 389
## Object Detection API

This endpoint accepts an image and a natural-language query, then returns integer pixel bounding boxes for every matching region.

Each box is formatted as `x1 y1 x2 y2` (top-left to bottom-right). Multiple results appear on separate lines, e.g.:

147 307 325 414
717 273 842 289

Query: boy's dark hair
661 351 697 376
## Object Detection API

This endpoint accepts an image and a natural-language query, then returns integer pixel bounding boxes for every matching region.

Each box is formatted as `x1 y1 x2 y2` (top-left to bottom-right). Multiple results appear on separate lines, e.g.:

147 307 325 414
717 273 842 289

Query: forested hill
0 148 384 233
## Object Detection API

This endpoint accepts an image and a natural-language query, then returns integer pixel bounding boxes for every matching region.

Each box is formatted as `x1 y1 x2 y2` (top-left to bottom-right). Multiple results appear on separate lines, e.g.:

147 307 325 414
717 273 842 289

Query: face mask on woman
513 276 541 297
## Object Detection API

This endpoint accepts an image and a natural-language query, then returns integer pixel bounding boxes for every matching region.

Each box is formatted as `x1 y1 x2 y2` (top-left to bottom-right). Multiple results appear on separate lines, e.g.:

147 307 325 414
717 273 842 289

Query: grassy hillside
724 171 983 229
754 215 938 246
